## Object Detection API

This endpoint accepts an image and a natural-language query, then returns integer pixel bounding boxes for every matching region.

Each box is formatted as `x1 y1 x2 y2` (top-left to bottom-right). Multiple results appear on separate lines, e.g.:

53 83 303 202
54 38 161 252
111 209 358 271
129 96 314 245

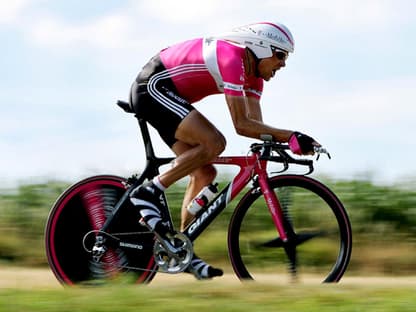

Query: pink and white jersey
159 38 263 104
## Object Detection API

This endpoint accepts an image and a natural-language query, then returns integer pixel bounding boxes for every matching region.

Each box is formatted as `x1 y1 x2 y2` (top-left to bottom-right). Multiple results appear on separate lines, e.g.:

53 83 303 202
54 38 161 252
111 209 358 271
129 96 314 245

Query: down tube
183 184 231 241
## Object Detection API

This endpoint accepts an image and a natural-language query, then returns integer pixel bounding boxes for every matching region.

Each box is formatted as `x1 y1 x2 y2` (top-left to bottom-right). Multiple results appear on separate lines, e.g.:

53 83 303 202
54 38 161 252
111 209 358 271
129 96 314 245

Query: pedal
91 235 107 262
92 245 107 262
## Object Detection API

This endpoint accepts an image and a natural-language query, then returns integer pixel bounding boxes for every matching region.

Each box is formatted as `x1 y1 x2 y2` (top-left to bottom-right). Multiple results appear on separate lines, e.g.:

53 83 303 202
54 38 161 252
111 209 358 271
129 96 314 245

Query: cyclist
128 21 320 279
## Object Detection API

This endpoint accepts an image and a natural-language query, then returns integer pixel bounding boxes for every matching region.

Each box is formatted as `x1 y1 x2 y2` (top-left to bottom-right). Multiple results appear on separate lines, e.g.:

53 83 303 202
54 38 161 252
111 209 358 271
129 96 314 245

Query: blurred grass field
1 274 416 312
1 266 416 312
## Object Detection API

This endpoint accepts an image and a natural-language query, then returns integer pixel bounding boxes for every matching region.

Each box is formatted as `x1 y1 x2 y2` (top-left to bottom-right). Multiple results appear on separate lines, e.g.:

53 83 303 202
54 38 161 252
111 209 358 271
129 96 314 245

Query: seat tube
256 168 288 242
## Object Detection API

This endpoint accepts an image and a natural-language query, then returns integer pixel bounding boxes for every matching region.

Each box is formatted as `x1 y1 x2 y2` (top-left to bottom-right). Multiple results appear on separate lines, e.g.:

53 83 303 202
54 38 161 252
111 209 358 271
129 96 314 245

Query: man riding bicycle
128 21 320 279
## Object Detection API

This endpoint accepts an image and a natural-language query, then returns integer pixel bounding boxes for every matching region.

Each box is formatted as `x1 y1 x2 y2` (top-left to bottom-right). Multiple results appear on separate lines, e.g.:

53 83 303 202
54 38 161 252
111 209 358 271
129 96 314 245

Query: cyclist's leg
134 110 224 231
130 77 225 189
131 111 225 236
165 114 225 279
172 141 218 230
130 66 225 279
179 164 217 230
187 253 223 280
129 77 223 234
158 110 226 187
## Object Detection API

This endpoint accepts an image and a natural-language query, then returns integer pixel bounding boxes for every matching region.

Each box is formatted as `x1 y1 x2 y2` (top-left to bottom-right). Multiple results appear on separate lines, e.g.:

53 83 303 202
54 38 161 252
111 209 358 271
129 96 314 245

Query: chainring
153 232 193 274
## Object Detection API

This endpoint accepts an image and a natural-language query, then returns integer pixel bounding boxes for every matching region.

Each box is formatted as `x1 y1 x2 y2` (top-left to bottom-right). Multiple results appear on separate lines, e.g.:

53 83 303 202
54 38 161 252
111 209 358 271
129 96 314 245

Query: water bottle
187 183 218 215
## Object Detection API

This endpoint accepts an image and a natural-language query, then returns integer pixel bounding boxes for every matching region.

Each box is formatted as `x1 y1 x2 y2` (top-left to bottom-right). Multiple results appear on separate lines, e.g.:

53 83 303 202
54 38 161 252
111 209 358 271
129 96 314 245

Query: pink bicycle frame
211 152 288 242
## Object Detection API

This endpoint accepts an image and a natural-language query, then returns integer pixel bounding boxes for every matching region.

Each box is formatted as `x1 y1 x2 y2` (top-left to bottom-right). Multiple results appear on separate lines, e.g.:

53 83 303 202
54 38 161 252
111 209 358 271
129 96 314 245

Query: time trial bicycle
45 100 352 285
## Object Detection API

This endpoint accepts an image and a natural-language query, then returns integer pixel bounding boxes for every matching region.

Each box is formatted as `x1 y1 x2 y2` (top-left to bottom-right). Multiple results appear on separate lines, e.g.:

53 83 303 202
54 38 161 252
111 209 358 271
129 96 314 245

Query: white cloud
13 1 228 50
263 76 416 134
333 79 415 126
135 0 224 23
12 0 410 55
324 1 393 29
0 0 30 24
265 0 404 31
27 12 134 49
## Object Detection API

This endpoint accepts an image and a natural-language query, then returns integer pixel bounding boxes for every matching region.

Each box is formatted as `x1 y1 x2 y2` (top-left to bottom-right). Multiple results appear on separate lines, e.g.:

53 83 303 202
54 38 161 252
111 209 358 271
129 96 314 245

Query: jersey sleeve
216 40 263 99
244 76 263 99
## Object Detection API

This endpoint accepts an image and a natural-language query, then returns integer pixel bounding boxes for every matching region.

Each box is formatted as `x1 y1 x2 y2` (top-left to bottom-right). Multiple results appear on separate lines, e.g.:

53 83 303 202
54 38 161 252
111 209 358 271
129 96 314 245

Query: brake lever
314 146 331 160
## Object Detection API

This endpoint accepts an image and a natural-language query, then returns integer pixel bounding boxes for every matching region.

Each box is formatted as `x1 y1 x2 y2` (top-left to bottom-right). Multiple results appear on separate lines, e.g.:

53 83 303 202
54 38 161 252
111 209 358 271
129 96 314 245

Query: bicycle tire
228 175 352 283
45 175 157 285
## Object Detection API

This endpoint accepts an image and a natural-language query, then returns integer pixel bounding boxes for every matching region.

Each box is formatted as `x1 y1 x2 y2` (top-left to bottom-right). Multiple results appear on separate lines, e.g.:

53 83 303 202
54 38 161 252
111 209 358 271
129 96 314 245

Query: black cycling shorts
130 54 195 147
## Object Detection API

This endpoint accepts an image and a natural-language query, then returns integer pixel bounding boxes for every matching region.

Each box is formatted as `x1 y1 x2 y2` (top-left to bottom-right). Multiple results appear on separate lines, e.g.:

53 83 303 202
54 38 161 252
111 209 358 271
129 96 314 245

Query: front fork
256 170 299 279
256 170 288 242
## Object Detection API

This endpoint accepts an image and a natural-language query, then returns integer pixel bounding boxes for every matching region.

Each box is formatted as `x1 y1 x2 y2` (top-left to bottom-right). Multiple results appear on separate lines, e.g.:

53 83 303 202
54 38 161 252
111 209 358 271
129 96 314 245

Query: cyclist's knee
190 164 217 183
217 133 227 154
204 164 218 181
207 132 226 158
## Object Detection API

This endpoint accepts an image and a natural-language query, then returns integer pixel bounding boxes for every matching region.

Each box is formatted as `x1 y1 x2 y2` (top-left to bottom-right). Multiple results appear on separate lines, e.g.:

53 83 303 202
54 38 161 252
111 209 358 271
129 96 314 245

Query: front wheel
228 175 352 283
45 175 157 285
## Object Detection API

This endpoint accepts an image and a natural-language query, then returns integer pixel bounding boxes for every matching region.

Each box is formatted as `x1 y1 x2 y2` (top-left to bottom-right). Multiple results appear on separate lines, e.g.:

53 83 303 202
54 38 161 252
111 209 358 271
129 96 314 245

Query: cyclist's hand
288 132 321 155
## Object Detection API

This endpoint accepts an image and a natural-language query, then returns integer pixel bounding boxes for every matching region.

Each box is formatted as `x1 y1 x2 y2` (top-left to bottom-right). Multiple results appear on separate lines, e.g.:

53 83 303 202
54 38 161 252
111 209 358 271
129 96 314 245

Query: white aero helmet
216 22 294 59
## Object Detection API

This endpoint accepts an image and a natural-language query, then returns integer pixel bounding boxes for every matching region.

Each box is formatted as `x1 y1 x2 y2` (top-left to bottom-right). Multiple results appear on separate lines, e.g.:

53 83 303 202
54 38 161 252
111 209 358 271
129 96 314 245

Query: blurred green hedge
0 177 415 273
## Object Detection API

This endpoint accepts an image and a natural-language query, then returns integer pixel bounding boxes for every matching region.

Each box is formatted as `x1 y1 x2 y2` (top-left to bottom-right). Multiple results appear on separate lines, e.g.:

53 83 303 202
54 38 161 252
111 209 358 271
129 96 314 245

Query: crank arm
153 232 187 261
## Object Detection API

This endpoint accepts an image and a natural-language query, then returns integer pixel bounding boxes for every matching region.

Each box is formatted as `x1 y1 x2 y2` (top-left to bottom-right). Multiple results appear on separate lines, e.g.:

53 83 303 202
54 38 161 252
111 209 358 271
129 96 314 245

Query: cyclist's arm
245 95 263 122
225 94 293 142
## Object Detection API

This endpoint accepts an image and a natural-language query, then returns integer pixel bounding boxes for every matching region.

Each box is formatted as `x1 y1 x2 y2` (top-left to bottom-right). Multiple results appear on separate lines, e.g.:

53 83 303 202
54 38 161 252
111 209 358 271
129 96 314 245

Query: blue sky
2 0 416 186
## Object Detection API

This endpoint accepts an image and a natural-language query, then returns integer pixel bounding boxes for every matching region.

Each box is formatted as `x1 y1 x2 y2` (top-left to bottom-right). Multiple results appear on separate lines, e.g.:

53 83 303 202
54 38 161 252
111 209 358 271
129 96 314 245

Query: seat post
137 118 156 161
116 100 157 161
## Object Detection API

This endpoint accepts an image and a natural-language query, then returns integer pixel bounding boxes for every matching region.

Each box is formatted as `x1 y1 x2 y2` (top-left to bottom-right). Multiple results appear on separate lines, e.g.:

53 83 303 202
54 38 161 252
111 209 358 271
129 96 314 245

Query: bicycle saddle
117 100 134 114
